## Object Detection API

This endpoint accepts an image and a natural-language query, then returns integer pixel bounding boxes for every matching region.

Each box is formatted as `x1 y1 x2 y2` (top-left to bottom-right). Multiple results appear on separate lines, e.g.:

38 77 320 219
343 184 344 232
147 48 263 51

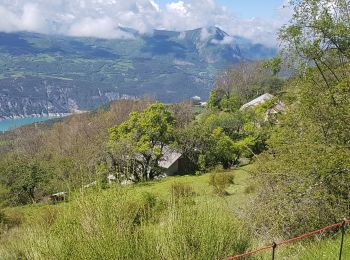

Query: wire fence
224 219 350 260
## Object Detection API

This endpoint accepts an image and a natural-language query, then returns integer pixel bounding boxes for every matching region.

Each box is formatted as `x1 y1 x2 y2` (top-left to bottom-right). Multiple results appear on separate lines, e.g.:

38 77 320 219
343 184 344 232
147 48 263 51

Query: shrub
136 192 166 224
244 184 256 194
170 182 195 203
0 210 6 223
209 171 234 196
0 209 23 235
40 207 58 227
0 209 6 233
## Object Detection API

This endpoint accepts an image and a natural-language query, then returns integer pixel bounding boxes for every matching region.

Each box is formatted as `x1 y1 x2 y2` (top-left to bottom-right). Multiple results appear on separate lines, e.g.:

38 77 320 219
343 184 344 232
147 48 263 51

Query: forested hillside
0 27 276 118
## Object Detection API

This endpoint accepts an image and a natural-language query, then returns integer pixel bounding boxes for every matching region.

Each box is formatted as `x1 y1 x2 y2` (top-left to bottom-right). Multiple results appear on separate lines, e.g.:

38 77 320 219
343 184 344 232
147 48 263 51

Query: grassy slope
0 165 349 259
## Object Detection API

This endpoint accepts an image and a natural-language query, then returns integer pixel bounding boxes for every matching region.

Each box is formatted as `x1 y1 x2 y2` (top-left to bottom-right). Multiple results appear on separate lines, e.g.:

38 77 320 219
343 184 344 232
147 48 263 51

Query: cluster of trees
105 61 286 183
208 60 284 112
0 100 152 205
0 59 282 206
249 0 350 238
177 109 265 171
105 99 277 183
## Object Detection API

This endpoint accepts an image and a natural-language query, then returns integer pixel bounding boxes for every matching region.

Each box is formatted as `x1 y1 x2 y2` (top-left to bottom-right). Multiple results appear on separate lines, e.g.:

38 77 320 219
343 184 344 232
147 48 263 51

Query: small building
267 102 285 114
159 148 196 176
240 93 275 110
240 93 285 124
241 93 285 113
191 96 202 106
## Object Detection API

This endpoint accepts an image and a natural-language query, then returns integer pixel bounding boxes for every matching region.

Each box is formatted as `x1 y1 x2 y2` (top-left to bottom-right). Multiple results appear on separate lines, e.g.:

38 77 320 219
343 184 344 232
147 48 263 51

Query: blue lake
0 117 58 132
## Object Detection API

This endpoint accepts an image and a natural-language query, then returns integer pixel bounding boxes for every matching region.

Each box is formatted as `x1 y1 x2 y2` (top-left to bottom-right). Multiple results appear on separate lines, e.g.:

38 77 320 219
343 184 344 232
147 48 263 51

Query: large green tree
177 111 260 171
108 103 176 181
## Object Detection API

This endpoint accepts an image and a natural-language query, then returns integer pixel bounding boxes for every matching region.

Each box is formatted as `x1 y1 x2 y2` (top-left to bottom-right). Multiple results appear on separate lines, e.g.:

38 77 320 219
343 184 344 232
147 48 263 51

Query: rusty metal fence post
272 242 277 260
339 220 346 260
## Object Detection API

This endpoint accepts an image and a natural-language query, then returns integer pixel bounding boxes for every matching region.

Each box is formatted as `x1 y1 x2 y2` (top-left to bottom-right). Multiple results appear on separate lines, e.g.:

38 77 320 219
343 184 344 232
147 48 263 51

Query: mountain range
0 26 277 119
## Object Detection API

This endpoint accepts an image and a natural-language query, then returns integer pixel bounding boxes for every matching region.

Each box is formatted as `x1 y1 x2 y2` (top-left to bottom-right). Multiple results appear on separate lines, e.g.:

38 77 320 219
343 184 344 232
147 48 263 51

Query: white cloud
212 35 234 45
0 3 46 33
68 17 134 39
200 28 210 41
149 0 160 12
0 0 290 47
166 1 189 16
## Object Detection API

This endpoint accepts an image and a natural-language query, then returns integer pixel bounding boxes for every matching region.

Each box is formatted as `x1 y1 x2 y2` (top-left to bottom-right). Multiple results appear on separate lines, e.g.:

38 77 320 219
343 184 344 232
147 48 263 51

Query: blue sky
157 0 285 18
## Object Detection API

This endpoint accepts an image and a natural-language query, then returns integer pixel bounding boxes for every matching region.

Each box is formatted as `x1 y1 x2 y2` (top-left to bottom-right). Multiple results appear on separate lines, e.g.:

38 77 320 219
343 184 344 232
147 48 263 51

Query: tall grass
0 184 249 259
235 231 350 259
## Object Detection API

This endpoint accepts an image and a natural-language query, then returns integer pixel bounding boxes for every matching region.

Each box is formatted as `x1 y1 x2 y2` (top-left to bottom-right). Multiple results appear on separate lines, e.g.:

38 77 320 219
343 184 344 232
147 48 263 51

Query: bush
170 182 195 203
0 210 6 224
0 209 6 233
40 207 58 227
209 171 235 196
244 184 256 194
136 192 166 224
0 209 23 235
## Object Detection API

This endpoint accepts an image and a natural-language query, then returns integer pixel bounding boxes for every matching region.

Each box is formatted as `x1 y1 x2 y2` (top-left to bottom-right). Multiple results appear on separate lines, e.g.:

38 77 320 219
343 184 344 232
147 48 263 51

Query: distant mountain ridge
0 27 277 119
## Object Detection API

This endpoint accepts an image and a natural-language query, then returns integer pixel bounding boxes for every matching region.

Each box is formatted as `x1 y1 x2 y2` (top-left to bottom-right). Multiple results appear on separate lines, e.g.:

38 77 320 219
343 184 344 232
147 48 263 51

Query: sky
0 0 292 47
158 0 285 18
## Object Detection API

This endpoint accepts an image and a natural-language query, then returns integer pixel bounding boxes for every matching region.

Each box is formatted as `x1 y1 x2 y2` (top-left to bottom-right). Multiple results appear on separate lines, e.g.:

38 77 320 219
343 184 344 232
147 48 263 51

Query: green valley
0 27 276 119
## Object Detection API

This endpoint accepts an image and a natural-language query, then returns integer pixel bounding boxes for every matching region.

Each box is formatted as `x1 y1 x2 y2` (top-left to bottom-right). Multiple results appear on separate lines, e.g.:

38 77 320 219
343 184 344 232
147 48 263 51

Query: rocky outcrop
0 77 128 119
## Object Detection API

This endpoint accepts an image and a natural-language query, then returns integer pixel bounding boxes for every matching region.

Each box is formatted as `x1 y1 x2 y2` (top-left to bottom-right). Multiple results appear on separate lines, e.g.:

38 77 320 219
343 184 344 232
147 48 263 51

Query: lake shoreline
0 113 72 121
0 114 72 132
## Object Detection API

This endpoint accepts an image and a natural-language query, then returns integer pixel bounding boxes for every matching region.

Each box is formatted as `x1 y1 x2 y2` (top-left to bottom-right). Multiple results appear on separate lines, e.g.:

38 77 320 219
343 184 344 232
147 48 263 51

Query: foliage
178 115 244 170
0 100 151 205
96 163 109 189
250 70 350 238
208 92 241 112
1 1 350 258
177 106 272 171
0 209 23 235
208 60 284 111
169 101 194 128
264 56 282 76
108 103 176 181
279 0 350 94
246 0 350 239
0 209 5 226
170 182 195 203
210 127 239 168
0 155 49 205
209 171 235 196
